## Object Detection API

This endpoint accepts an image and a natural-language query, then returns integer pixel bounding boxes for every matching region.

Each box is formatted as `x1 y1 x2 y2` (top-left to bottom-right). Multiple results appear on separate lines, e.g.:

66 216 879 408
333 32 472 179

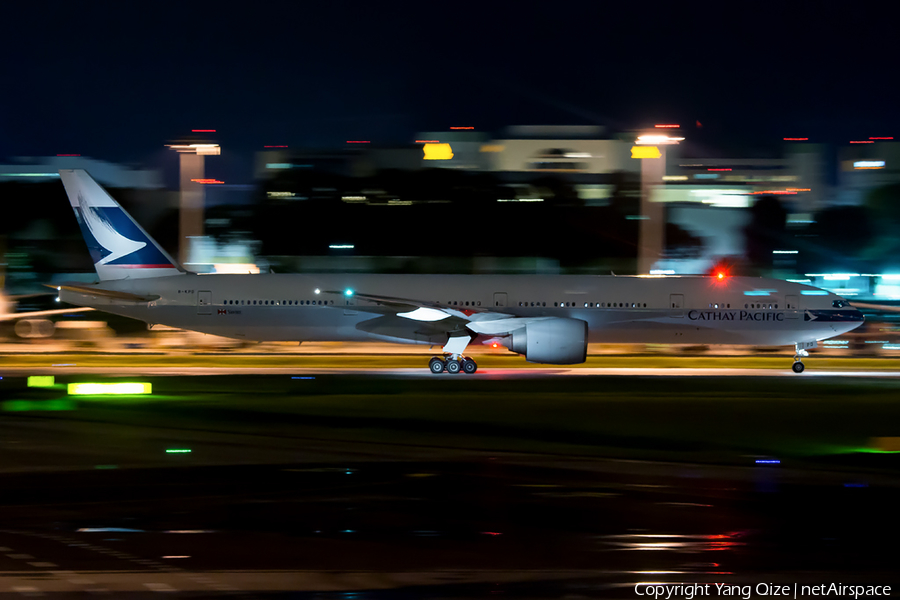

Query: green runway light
94 465 119 469
2 399 74 412
27 375 55 388
68 382 152 395
166 449 191 454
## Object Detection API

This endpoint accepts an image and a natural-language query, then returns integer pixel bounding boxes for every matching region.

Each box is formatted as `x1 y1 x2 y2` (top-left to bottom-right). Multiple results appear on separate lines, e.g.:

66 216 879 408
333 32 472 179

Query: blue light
345 289 354 296
291 376 315 380
755 459 780 464
801 290 829 296
844 483 868 488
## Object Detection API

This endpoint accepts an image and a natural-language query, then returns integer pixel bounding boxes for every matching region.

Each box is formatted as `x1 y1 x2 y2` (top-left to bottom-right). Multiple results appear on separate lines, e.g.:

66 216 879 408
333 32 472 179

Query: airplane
52 169 864 374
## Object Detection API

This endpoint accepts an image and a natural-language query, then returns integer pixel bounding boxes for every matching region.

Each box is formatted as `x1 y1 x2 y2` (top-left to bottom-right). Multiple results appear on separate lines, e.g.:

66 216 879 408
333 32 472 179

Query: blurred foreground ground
0 370 898 597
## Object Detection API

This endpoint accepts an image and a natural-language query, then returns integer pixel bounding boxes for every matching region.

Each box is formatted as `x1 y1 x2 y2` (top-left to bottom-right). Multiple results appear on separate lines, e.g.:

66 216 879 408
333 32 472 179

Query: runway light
314 289 321 294
27 376 55 388
68 382 152 395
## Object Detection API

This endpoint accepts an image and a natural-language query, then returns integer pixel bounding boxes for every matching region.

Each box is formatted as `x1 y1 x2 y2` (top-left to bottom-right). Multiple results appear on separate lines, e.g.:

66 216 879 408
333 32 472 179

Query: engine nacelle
505 318 588 364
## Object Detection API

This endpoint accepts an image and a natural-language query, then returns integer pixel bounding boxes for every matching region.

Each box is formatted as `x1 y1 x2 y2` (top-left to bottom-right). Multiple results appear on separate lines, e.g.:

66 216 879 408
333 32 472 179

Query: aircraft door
669 294 684 317
493 292 508 308
198 291 212 315
785 294 799 318
343 296 357 316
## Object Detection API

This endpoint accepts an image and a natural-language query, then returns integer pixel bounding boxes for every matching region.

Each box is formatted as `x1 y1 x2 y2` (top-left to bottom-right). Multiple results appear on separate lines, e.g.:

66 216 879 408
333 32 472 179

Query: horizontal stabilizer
0 306 95 322
45 283 160 303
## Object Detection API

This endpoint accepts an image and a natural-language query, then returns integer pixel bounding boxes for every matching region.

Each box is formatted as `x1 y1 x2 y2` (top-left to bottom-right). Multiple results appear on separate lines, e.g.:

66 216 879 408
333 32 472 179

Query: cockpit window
833 299 851 308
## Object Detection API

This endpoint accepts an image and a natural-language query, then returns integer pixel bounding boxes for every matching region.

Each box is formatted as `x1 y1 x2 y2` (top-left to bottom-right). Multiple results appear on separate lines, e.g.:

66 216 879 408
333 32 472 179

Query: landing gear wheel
792 361 805 374
461 357 478 374
445 359 461 374
429 356 446 374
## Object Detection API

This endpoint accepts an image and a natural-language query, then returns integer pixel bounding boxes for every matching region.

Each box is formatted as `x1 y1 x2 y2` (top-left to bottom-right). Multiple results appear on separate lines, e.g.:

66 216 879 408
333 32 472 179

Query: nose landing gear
792 343 810 373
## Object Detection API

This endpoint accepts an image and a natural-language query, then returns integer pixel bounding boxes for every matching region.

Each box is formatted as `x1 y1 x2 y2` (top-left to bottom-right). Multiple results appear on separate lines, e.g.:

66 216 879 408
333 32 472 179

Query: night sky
1 2 895 182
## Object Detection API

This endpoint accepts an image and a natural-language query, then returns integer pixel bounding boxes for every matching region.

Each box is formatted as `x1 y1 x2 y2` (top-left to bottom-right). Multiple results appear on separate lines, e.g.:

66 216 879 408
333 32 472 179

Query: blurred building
836 139 900 205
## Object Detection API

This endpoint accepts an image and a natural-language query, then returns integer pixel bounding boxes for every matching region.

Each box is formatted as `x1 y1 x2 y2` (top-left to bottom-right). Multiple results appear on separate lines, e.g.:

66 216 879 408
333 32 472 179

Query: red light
491 343 499 348
56 154 81 157
192 129 216 132
870 137 894 140
346 140 370 143
415 140 440 143
783 138 808 141
655 124 680 128
190 178 224 184
850 141 874 144
708 168 732 171
264 145 288 148
717 272 725 280
450 126 474 130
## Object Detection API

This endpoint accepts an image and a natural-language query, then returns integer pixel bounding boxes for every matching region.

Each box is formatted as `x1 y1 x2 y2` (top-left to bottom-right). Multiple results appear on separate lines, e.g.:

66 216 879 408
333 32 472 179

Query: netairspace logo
634 583 892 600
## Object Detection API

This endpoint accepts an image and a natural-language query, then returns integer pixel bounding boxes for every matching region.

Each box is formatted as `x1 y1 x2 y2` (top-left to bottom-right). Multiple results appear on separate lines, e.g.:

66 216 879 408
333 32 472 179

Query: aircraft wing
322 289 551 337
44 283 160 303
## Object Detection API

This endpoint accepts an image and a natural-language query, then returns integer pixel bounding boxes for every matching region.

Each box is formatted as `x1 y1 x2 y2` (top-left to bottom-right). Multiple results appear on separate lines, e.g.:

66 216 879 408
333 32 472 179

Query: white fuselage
59 273 864 348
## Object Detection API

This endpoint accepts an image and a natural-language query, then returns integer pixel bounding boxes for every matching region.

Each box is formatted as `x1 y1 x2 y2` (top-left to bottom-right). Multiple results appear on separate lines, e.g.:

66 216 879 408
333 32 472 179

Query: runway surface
4 365 900 378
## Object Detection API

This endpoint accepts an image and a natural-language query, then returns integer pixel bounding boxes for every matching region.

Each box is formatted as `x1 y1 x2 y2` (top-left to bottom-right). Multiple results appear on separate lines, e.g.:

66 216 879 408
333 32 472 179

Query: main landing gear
792 343 810 373
429 355 478 374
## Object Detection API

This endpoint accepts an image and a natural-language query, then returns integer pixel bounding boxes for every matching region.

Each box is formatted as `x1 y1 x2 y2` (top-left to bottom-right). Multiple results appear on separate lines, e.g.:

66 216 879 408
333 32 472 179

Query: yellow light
631 146 662 159
27 376 55 388
68 382 152 395
423 143 453 160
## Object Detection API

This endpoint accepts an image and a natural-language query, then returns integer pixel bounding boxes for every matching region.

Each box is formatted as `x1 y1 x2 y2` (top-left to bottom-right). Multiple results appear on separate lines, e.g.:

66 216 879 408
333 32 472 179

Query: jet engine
505 318 588 364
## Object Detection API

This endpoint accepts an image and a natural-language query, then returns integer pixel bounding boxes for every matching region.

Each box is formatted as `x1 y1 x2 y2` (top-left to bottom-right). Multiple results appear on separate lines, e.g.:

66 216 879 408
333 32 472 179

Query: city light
450 126 474 130
854 161 885 169
636 135 684 145
631 146 661 159
423 143 454 160
190 179 224 184
329 244 354 249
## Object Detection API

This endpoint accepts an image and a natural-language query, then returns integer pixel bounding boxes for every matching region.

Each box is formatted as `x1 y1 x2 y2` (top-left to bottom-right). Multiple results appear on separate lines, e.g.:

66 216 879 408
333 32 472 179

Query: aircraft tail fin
59 169 184 281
